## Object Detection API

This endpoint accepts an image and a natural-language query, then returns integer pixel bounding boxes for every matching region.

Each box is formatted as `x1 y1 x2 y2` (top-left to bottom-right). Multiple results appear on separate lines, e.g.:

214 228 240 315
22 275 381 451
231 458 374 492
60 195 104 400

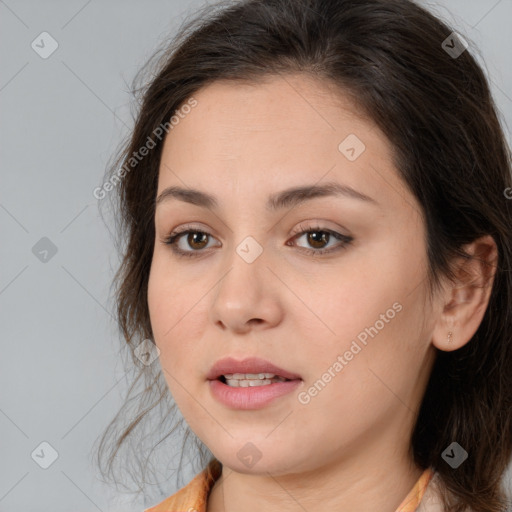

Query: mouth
207 356 302 383
217 373 292 387
209 373 302 410
207 357 302 409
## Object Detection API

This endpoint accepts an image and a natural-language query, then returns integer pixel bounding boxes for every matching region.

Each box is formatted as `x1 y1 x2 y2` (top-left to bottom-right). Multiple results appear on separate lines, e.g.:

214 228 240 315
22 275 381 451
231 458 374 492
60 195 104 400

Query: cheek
298 260 403 355
294 299 426 455
148 248 196 328
297 247 429 407
147 271 200 412
147 252 211 375
147 256 170 343
147 255 188 360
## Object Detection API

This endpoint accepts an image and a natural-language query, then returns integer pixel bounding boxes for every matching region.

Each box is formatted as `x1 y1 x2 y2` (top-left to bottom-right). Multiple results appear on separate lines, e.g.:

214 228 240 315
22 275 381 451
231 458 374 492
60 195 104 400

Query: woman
95 0 512 510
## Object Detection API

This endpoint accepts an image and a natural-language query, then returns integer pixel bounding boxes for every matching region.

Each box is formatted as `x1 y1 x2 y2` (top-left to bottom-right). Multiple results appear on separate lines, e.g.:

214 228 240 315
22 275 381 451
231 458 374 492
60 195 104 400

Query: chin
215 448 305 476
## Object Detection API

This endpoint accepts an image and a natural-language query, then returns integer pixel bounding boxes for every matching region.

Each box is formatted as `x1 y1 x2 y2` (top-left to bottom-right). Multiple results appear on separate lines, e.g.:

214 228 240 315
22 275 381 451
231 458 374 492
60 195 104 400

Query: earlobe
431 235 498 353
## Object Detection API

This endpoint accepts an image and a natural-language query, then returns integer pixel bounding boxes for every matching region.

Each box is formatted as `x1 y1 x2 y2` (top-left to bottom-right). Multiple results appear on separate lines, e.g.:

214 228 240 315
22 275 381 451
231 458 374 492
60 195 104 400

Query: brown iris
187 232 209 250
306 231 330 249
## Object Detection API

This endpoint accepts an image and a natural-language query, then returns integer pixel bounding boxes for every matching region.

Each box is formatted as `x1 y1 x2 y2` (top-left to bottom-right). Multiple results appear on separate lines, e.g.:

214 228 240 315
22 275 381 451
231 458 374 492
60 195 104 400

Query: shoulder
417 471 476 512
144 459 222 512
415 471 446 512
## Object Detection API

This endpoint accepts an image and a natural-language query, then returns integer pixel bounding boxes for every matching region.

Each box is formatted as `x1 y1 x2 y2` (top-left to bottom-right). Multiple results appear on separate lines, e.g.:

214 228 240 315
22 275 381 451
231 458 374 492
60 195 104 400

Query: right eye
162 228 219 258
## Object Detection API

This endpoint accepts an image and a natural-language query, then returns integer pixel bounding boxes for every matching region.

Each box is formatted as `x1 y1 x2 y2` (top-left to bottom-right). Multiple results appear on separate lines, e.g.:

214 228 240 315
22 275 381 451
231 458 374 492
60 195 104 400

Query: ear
431 235 498 352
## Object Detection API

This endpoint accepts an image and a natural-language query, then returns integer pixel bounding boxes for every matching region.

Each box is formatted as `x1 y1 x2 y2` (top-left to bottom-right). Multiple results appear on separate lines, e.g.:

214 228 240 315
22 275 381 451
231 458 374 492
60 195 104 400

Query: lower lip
208 378 302 410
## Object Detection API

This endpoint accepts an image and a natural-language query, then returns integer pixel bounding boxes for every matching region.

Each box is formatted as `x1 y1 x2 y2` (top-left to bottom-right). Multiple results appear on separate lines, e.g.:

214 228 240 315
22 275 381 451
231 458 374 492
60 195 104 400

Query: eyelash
161 223 353 259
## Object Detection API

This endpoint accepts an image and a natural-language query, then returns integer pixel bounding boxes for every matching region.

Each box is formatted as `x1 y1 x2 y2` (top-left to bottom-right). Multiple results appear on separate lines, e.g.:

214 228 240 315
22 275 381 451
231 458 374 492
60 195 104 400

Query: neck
206 443 424 512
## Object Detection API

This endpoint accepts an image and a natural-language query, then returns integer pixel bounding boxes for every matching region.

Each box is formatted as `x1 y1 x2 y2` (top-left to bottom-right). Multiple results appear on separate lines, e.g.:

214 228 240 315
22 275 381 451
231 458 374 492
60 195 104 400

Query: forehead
157 74 412 213
168 74 374 146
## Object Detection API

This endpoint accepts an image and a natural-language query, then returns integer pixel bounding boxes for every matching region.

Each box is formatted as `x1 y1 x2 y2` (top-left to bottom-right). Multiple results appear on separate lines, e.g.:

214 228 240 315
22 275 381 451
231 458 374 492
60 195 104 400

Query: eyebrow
155 181 378 211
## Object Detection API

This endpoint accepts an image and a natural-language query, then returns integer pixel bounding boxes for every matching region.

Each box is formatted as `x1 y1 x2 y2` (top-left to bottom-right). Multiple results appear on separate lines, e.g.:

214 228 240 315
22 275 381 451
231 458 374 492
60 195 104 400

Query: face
147 74 438 477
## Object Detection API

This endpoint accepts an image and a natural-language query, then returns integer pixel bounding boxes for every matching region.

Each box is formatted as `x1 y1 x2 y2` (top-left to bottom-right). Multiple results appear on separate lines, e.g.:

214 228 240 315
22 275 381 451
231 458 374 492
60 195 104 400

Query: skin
147 73 497 511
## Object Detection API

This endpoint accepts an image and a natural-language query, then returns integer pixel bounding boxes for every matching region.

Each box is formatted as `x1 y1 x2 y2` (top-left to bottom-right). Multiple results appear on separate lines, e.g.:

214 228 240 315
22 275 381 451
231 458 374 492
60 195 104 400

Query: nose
209 239 284 334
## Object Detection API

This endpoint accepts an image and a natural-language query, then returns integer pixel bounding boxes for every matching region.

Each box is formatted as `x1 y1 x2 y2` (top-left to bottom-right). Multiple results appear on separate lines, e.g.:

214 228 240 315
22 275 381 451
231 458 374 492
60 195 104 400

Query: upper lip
207 357 302 381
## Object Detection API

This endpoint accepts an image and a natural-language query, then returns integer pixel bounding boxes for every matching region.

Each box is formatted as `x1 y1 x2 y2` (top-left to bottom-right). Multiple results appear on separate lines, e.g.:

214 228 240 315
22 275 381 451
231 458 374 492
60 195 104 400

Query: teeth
224 373 277 379
223 375 288 387
226 378 273 387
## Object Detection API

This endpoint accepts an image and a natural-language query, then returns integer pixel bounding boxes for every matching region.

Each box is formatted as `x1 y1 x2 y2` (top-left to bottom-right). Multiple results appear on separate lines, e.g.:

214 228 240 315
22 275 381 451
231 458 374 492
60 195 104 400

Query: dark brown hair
94 0 512 510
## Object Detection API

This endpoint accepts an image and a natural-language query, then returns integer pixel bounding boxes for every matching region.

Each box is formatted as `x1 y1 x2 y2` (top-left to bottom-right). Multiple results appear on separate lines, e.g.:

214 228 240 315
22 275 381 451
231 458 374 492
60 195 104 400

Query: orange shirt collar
145 460 434 512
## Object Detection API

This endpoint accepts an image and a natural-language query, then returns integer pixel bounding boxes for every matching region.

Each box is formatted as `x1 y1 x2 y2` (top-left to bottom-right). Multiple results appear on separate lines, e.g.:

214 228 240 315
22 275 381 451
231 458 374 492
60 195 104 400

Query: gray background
1 1 511 511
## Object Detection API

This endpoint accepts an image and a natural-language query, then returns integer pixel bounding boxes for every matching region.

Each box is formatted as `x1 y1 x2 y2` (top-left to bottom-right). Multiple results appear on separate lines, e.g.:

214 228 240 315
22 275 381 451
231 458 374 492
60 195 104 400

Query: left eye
290 227 352 254
163 230 217 255
162 225 353 258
